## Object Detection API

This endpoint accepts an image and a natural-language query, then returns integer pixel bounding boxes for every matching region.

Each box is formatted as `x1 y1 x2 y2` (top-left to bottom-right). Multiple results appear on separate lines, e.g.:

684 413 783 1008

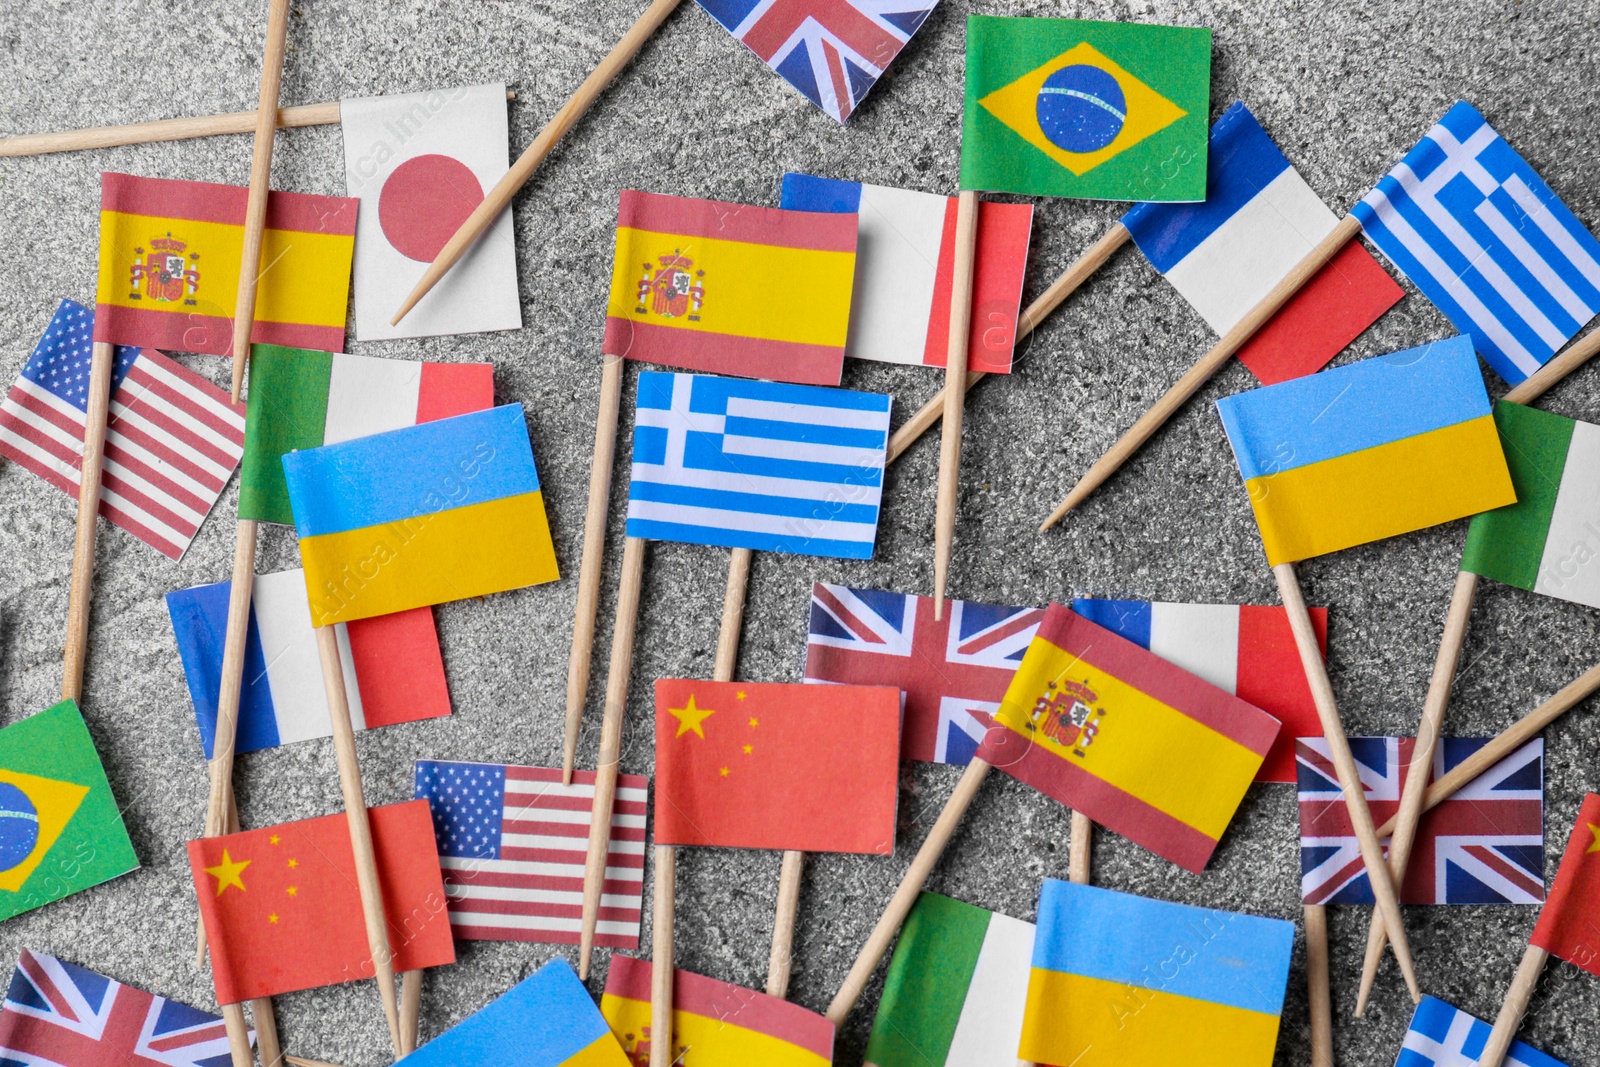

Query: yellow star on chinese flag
287 886 299 897
719 767 730 777
268 913 279 924
743 745 753 755
1586 822 1600 854
669 695 716 739
205 850 250 896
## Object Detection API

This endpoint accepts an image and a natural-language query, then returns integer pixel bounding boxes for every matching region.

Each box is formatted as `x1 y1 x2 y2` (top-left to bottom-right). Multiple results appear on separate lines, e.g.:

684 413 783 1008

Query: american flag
1297 736 1545 906
415 760 647 948
0 300 246 561
804 582 1044 765
696 0 938 122
0 948 242 1067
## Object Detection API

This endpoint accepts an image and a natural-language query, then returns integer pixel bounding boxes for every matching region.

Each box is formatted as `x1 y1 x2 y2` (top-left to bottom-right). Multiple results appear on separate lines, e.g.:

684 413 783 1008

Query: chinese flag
1532 792 1600 976
654 679 900 854
187 800 456 1004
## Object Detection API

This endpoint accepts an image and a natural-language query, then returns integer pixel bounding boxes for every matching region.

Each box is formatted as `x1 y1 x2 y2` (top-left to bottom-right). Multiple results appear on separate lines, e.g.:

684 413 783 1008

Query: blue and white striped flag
1398 996 1570 1067
626 371 891 559
1353 101 1600 385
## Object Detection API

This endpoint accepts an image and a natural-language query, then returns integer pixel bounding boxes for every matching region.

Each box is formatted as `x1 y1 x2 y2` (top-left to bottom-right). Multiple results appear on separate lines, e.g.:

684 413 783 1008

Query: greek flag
1353 101 1600 384
626 371 891 559
1398 996 1569 1067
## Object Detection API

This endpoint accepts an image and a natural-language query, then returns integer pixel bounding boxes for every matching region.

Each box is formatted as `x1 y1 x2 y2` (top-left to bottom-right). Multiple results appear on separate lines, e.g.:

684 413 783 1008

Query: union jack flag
1297 736 1545 906
804 582 1044 764
695 0 939 122
0 949 243 1067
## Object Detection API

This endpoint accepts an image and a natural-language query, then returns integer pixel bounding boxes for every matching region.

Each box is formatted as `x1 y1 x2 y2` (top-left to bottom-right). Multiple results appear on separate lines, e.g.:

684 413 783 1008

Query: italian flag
864 893 1034 1067
1462 401 1600 609
238 344 493 525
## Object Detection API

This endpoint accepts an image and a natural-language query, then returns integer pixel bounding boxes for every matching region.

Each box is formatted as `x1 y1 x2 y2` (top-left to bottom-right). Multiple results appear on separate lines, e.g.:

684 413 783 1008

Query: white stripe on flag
448 912 641 936
1162 167 1337 335
110 395 232 491
630 461 881 507
503 778 650 805
721 433 884 469
945 912 1036 1067
324 352 424 445
506 807 648 829
444 883 639 909
626 498 878 543
1149 603 1241 694
503 832 646 855
1504 175 1600 290
1361 185 1541 376
845 183 945 364
252 570 365 743
1534 420 1600 610
726 395 896 431
440 855 644 881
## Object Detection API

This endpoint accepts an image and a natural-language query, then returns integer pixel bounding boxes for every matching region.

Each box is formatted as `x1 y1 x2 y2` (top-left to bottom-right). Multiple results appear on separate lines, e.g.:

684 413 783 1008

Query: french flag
166 569 451 757
1120 102 1403 384
1072 598 1327 783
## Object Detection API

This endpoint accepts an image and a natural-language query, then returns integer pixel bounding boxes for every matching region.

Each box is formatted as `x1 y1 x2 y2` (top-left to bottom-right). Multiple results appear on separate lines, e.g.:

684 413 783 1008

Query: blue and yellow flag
1216 336 1516 565
395 959 629 1066
282 404 559 626
1021 880 1294 1066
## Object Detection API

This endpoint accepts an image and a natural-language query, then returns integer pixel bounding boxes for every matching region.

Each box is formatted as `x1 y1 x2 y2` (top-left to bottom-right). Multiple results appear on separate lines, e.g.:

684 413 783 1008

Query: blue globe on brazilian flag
963 16 1212 202
0 700 137 921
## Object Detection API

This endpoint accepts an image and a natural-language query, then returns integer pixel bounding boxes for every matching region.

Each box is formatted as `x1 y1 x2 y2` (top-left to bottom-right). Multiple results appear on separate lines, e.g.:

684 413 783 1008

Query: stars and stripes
414 760 647 949
805 583 1044 764
626 372 891 560
696 0 938 121
0 948 241 1067
1297 736 1545 906
1352 101 1600 384
0 300 246 560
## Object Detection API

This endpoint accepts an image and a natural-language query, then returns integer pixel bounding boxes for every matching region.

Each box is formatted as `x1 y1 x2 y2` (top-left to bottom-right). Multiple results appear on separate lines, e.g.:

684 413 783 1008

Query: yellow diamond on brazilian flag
962 16 1212 202
0 700 138 920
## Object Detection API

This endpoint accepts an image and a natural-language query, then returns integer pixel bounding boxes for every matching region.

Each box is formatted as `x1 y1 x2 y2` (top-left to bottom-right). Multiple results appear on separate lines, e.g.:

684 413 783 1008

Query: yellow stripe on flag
1019 969 1281 1067
299 491 559 627
97 209 354 329
600 993 829 1067
560 1032 631 1067
1247 415 1514 565
994 640 1260 841
607 226 854 347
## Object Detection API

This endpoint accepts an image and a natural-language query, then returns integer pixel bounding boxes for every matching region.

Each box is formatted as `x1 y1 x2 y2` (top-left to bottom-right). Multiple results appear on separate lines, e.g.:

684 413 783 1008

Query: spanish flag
1216 336 1516 565
1020 880 1294 1067
95 172 357 357
603 190 856 386
281 404 558 627
600 956 833 1066
974 603 1278 873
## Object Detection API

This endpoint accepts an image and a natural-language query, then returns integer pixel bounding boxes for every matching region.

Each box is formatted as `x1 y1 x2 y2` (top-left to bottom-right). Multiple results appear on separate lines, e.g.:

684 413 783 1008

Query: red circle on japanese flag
379 154 485 262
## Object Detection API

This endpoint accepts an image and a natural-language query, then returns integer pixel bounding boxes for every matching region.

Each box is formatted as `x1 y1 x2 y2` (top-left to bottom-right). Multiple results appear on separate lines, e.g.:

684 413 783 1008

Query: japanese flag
341 82 522 340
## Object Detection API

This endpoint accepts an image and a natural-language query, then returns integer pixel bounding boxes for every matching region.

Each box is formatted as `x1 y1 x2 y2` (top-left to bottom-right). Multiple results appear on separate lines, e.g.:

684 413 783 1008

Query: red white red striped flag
0 299 245 560
415 760 647 949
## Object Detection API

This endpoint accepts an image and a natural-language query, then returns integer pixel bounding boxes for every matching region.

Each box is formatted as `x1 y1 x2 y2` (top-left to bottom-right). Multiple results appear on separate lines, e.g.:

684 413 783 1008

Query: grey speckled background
2 0 1600 1064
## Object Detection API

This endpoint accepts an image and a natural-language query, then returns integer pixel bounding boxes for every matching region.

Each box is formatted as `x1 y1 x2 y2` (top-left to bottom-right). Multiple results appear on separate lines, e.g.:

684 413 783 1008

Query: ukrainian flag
1216 336 1515 566
1020 880 1295 1067
282 404 559 627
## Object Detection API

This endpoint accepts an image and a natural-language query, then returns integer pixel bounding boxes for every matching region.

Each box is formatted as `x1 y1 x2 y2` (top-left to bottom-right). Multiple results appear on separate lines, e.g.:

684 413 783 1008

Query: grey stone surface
2 0 1600 1063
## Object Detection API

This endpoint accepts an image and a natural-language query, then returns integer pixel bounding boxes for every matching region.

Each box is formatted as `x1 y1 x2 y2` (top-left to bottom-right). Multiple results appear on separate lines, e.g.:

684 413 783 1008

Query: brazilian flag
0 700 137 920
962 16 1212 202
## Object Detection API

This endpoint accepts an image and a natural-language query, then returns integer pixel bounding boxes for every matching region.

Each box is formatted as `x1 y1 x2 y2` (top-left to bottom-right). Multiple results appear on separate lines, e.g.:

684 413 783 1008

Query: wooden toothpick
1479 944 1550 1067
932 191 980 620
229 0 292 403
1274 562 1421 1003
564 354 626 783
392 0 684 325
315 625 404 1055
60 341 115 703
578 536 648 977
0 89 515 158
1040 214 1363 530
